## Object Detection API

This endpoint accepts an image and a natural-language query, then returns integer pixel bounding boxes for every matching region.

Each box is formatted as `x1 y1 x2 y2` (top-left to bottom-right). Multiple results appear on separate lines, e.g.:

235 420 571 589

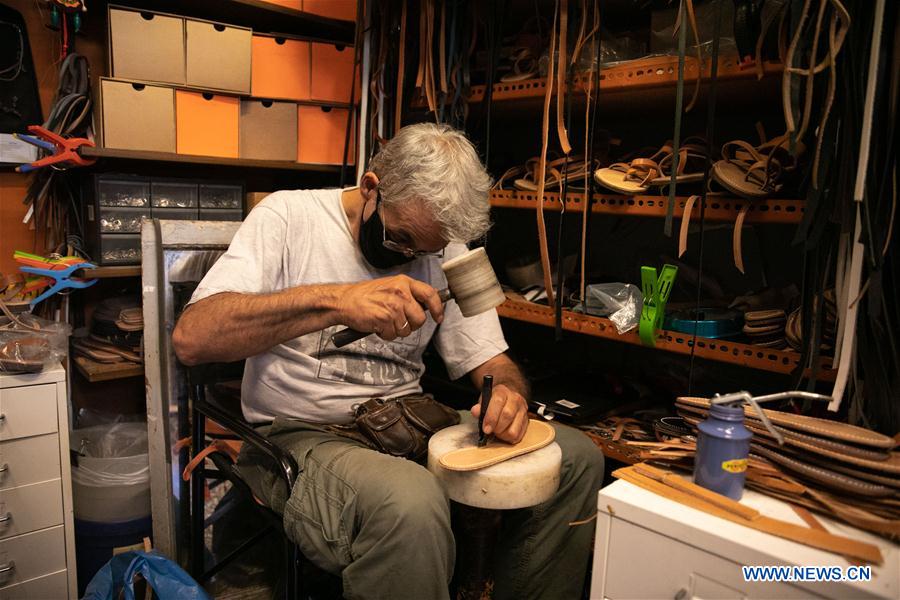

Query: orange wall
0 0 104 273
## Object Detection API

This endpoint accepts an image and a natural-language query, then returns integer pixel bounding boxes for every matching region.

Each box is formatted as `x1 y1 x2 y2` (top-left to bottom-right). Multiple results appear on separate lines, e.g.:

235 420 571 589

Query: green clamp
639 264 678 346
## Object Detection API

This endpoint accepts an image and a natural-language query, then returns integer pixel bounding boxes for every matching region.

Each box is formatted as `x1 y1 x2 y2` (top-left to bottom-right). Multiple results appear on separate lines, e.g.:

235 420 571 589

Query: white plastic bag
585 283 643 334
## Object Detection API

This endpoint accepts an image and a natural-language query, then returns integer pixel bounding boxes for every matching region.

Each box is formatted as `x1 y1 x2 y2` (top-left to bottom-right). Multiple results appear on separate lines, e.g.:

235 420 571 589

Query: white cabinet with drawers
590 478 898 600
0 365 76 598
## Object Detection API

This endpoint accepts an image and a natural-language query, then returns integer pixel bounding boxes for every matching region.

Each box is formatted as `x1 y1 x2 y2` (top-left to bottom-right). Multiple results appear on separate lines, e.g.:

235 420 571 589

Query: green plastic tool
639 264 678 346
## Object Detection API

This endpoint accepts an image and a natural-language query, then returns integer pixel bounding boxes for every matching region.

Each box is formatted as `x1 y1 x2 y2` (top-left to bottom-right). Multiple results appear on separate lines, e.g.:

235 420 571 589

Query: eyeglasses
378 197 445 259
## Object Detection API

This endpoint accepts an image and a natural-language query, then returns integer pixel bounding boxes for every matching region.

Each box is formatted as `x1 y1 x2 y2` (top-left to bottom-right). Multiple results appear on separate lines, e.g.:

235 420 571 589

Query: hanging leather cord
555 0 583 339
535 1 560 307
664 0 692 237
24 53 91 255
685 0 724 395
579 0 601 304
831 0 885 412
556 0 572 156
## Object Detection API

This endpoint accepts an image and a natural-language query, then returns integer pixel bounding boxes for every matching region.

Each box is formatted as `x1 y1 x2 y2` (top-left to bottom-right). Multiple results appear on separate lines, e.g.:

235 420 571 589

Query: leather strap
831 0 882 412
579 0 601 303
675 396 896 448
733 203 749 273
750 442 895 498
678 195 698 258
535 1 560 306
556 0 572 156
182 439 241 482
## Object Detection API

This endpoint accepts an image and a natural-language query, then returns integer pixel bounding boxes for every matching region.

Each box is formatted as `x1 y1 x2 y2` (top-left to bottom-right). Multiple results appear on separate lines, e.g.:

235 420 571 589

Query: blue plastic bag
82 550 210 600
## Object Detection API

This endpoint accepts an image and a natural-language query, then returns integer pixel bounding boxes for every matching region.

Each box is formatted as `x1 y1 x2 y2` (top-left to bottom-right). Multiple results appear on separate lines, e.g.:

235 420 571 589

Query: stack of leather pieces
786 291 837 352
73 296 143 365
742 309 787 349
675 396 900 540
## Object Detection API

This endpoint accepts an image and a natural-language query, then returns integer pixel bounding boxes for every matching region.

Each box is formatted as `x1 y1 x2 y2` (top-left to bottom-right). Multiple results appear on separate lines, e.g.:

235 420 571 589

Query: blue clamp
18 262 98 308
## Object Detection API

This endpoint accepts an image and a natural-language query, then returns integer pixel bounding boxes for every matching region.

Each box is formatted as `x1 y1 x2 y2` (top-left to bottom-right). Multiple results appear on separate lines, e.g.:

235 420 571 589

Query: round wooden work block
427 421 561 509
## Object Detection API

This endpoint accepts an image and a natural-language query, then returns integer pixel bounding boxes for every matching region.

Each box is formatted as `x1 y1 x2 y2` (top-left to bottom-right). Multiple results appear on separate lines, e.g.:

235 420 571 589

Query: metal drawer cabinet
0 367 76 598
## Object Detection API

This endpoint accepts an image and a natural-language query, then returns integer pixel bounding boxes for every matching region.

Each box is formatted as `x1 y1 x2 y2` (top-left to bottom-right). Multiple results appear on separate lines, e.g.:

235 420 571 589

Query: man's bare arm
173 286 342 365
173 274 444 365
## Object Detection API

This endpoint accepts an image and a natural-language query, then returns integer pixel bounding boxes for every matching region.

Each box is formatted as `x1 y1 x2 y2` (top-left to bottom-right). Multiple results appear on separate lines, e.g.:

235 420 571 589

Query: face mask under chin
358 206 416 269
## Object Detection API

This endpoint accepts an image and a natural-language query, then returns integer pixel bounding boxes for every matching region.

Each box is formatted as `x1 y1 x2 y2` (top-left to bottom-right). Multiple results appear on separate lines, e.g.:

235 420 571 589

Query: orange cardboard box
303 0 356 21
251 35 311 101
176 91 239 158
310 42 356 103
297 105 355 165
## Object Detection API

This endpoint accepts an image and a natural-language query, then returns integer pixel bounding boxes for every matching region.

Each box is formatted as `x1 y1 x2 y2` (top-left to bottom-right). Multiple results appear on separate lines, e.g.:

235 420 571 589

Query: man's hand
470 384 529 444
337 275 444 341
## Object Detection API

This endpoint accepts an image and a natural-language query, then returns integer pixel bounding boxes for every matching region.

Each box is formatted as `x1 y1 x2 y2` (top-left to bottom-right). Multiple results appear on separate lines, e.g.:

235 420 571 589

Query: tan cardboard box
100 79 176 153
108 7 185 85
185 19 252 93
240 100 298 161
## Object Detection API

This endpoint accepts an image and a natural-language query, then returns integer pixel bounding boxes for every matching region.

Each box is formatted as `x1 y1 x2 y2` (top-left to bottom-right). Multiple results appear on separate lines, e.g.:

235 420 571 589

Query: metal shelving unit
490 190 806 224
497 297 835 379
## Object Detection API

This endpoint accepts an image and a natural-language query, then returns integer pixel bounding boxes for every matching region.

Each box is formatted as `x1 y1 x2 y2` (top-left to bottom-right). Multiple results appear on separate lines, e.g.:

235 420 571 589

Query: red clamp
14 125 97 173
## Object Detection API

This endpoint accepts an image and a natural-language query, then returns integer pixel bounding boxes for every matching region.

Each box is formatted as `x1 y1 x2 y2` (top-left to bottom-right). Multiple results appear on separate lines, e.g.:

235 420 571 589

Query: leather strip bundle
614 463 884 564
672 396 900 539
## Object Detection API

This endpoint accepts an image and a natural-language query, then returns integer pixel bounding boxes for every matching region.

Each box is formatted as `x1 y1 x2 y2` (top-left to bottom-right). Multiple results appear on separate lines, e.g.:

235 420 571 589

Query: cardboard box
109 7 185 85
297 105 355 165
251 35 311 101
303 0 356 21
185 19 252 93
176 91 239 158
310 42 356 103
240 100 298 161
100 79 176 153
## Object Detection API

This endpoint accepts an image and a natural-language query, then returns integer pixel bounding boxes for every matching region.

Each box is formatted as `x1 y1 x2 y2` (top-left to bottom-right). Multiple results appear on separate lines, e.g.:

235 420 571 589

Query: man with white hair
174 123 604 599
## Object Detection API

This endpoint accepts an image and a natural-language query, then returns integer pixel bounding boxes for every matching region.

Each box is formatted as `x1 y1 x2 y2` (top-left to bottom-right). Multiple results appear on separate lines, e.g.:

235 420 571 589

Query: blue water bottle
693 402 752 500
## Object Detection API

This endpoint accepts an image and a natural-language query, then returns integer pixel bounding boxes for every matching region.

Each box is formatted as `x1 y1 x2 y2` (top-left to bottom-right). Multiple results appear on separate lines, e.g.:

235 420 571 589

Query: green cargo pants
236 411 605 600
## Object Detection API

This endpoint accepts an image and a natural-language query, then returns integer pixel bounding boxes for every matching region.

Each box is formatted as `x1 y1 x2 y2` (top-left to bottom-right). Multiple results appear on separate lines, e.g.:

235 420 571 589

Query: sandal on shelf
713 133 802 272
499 47 539 82
711 136 798 199
494 155 595 192
593 138 707 195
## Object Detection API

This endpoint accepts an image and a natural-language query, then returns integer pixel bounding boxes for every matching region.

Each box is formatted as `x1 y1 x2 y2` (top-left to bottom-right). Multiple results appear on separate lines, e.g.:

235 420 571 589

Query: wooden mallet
331 247 506 347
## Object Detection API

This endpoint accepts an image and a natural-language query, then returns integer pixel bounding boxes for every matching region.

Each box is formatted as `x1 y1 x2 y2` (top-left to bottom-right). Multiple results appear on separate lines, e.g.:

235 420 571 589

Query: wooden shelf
490 190 806 224
104 0 355 44
81 147 344 173
74 355 144 383
497 297 835 379
466 56 782 104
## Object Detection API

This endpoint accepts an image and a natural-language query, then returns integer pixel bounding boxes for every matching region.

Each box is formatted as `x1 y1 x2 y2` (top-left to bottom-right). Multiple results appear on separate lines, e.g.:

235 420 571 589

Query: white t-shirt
188 188 508 424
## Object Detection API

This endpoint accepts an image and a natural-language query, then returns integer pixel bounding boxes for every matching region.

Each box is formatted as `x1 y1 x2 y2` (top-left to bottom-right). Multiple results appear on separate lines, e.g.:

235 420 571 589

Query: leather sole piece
439 419 555 471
